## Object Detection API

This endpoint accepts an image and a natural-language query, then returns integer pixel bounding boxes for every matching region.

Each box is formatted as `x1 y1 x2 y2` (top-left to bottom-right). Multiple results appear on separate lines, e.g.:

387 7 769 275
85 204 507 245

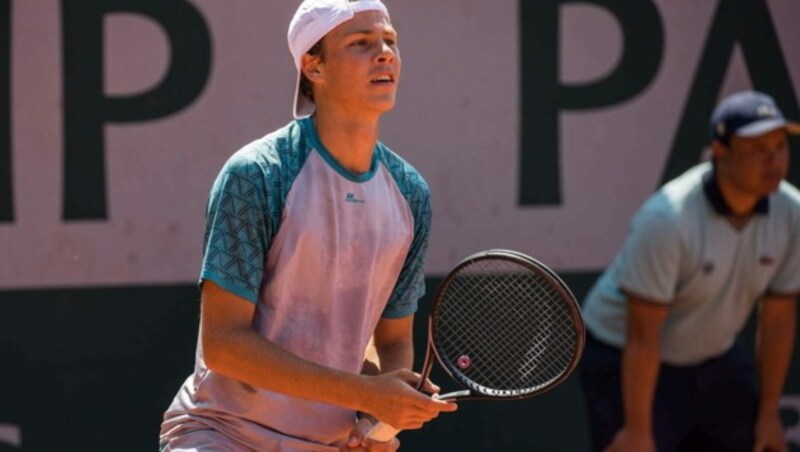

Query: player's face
717 128 789 197
314 11 400 116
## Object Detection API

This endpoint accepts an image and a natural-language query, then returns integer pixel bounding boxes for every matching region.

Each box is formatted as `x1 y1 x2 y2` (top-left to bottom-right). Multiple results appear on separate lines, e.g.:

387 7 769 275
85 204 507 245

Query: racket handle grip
365 421 399 442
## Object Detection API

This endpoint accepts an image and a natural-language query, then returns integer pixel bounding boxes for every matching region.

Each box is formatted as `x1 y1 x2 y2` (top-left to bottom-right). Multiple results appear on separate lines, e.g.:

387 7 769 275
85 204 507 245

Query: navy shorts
579 333 757 452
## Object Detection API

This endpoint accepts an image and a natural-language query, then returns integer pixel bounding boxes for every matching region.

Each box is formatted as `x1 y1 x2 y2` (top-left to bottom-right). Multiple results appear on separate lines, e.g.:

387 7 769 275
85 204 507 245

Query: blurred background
0 0 799 450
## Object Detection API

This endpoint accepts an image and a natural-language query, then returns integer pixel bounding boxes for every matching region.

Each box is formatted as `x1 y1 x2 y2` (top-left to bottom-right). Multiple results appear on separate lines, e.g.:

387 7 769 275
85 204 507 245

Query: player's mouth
370 74 395 84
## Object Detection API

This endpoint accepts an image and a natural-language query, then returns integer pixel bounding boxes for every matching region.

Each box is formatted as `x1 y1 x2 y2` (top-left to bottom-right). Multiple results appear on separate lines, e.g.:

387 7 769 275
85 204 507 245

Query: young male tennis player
159 1 456 450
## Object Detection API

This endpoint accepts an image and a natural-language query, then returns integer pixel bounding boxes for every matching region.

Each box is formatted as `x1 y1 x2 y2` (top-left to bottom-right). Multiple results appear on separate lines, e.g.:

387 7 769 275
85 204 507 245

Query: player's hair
299 39 324 103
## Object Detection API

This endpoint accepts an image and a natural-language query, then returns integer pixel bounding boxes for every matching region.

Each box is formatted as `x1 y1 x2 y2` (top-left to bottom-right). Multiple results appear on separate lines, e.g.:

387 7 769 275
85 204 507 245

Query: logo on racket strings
457 355 471 370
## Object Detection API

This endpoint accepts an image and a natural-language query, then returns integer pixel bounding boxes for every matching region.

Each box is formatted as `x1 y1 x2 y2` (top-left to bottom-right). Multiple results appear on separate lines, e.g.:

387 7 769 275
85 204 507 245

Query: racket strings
434 259 578 395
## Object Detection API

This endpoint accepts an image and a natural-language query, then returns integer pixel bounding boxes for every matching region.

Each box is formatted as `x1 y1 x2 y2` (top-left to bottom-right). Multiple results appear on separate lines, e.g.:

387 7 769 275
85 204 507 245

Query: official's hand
604 427 656 452
340 416 399 451
360 369 457 431
753 413 787 452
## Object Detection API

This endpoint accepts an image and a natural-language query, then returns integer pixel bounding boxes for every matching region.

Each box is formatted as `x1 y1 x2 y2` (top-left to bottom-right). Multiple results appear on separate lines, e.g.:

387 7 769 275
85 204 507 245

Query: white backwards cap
287 0 389 118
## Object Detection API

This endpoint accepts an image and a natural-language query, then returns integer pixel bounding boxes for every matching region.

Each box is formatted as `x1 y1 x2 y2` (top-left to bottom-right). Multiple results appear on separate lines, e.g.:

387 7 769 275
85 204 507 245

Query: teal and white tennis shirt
161 118 431 450
583 162 800 365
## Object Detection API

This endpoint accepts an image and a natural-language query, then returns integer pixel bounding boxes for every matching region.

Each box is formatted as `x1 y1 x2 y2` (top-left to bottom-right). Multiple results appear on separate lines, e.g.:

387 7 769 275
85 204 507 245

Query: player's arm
355 316 449 420
346 316 450 451
348 335 400 451
372 315 442 394
372 316 414 372
200 281 451 430
753 294 796 452
606 295 669 452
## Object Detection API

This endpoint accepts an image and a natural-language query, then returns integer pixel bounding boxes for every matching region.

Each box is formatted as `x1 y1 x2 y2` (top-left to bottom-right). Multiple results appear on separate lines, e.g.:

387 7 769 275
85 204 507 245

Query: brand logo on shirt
345 192 365 204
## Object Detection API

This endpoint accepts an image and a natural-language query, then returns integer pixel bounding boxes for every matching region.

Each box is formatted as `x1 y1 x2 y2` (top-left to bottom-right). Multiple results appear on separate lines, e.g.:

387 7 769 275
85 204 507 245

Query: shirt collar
702 166 769 216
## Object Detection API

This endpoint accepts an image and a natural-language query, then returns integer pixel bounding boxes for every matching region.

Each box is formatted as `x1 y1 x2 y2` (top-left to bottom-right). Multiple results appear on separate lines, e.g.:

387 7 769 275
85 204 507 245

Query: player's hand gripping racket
366 249 585 442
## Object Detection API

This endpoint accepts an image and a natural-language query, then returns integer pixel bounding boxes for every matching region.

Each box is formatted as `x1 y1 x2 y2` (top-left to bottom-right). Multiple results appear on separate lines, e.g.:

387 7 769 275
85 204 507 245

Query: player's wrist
353 374 381 414
755 408 781 425
756 395 781 416
623 416 652 435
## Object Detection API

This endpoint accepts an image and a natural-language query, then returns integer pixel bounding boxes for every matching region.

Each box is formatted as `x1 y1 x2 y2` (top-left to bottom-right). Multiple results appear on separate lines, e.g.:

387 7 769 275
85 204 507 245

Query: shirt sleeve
768 213 800 297
199 156 270 303
617 202 683 304
382 178 432 318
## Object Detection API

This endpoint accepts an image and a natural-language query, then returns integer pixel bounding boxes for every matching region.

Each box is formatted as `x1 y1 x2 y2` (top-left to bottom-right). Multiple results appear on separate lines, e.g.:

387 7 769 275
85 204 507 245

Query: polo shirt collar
702 167 769 216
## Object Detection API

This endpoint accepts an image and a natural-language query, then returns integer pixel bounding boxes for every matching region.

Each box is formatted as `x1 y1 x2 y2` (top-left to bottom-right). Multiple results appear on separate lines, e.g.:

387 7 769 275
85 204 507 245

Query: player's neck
312 110 381 175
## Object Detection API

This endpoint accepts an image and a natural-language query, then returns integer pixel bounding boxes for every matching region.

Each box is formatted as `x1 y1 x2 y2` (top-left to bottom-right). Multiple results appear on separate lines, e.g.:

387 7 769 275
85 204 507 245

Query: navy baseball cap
710 91 800 143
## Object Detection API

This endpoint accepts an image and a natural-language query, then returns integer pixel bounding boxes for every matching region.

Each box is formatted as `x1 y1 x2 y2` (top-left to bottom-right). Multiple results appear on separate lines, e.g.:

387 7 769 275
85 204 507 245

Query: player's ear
301 53 324 83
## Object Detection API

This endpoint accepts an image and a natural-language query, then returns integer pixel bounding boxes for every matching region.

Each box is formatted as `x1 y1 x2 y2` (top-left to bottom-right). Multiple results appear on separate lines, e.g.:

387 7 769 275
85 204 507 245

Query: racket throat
434 390 471 401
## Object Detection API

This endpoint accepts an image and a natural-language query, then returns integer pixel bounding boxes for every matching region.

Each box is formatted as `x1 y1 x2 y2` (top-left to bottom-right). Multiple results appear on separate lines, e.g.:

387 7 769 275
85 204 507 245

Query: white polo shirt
583 162 800 365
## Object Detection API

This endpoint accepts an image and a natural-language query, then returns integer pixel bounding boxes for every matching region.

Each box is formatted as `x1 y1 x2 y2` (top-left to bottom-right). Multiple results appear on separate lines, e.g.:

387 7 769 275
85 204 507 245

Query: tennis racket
366 249 585 441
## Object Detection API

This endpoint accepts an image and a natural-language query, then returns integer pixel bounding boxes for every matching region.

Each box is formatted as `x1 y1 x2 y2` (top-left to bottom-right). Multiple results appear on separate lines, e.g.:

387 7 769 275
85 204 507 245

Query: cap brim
736 118 798 137
292 70 315 119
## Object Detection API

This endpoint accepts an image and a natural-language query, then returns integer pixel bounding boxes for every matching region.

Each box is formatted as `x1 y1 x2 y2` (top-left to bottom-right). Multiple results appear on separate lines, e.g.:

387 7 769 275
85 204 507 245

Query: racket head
428 249 585 401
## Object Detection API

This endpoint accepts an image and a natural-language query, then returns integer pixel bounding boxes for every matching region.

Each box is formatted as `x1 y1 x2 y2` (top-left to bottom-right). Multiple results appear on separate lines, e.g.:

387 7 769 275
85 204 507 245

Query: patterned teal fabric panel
378 144 432 318
200 121 311 302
